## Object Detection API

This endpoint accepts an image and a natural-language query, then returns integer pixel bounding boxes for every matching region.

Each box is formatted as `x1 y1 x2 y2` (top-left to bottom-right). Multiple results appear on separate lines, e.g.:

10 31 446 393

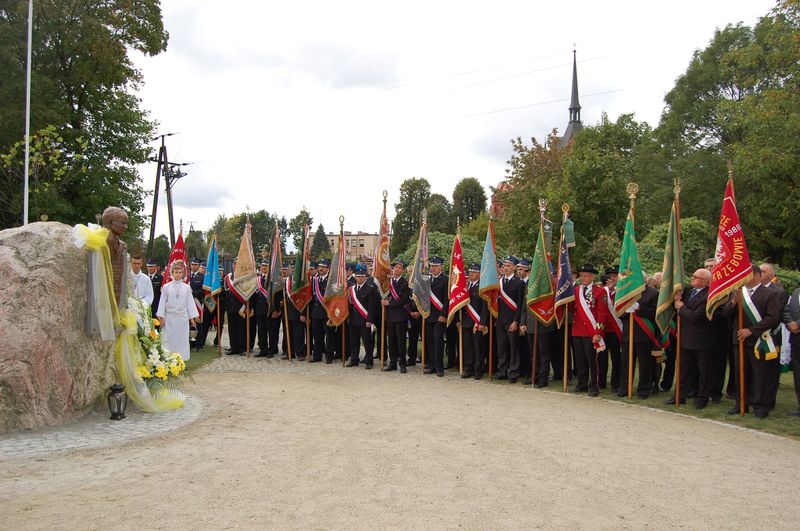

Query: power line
466 89 624 117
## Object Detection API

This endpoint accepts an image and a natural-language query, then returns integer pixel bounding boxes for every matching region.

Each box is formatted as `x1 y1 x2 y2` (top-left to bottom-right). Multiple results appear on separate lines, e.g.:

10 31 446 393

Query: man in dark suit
759 262 788 409
188 258 205 349
381 260 410 374
495 256 525 382
666 268 713 408
424 256 449 376
619 281 659 399
224 261 246 355
515 258 533 385
283 263 307 360
782 285 800 416
310 259 330 362
347 265 378 368
254 261 271 357
723 265 784 418
147 259 162 319
461 263 489 379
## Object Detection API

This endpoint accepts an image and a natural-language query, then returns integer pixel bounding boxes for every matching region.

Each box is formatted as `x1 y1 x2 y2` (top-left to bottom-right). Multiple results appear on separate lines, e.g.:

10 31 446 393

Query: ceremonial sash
350 285 369 320
430 288 444 311
466 303 481 325
390 279 400 300
257 275 269 298
194 297 204 320
604 286 623 340
742 287 778 360
285 277 291 294
578 286 606 351
632 314 663 349
314 276 325 302
499 278 518 310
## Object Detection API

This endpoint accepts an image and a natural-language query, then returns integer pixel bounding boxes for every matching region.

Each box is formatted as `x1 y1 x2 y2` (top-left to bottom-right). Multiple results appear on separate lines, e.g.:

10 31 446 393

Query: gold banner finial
673 177 681 198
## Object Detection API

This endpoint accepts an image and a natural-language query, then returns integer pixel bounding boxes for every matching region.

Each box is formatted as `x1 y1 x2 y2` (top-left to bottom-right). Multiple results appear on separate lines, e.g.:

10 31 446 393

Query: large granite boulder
0 222 115 433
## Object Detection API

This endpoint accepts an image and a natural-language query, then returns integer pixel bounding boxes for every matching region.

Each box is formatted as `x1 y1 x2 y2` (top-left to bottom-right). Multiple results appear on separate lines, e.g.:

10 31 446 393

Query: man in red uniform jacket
570 264 608 397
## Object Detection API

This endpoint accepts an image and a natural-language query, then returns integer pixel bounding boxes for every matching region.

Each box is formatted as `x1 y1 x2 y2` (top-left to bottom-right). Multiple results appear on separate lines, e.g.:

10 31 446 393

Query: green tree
452 177 487 225
310 223 331 260
287 206 313 252
391 177 431 255
425 193 455 234
638 216 715 275
150 234 171 267
184 228 207 263
0 0 169 236
208 210 286 262
657 1 800 266
397 230 505 273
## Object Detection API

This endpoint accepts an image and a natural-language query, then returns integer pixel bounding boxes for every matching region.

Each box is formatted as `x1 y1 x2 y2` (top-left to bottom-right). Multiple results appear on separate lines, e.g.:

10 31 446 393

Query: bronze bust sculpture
102 206 128 306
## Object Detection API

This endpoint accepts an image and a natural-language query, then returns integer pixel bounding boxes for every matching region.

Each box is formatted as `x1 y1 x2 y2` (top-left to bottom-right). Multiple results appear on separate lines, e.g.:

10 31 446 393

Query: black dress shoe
385 364 397 371
664 397 685 405
281 354 289 360
710 395 722 404
496 373 508 380
692 401 708 410
460 372 473 379
364 364 373 370
436 370 444 377
637 394 650 400
309 358 321 363
616 391 627 397
727 406 748 415
571 386 588 393
253 352 269 358
588 390 599 397
509 377 518 384
534 382 548 389
400 366 407 374
521 377 532 386
346 360 358 367
423 368 434 374
324 359 333 364
754 409 769 419
474 373 483 380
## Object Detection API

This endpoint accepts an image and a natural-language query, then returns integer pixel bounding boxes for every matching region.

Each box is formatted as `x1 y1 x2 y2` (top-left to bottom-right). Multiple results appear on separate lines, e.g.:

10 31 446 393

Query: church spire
569 48 581 123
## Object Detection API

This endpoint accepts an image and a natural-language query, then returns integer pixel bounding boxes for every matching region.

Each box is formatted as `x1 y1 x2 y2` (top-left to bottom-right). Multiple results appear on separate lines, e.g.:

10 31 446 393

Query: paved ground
1 356 798 530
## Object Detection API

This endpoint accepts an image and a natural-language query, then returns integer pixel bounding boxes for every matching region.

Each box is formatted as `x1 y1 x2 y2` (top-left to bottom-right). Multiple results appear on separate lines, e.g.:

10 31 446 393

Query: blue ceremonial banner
553 226 574 328
203 235 222 311
478 220 500 318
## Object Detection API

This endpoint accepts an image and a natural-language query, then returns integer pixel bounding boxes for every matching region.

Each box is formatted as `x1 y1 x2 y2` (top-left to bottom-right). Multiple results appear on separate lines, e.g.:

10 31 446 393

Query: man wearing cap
570 264 609 396
224 260 245 355
425 256 449 377
147 259 163 318
130 254 154 306
461 263 489 379
311 259 331 362
602 265 622 392
193 260 215 352
347 265 378 368
283 262 307 360
516 258 533 385
254 261 272 357
188 258 205 349
496 256 526 382
381 260 410 373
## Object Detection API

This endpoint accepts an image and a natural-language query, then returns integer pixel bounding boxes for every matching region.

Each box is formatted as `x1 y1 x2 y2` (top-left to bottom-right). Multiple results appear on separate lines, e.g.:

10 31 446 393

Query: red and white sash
466 303 481 325
350 285 369 320
389 278 400 300
578 285 606 351
257 274 269 298
314 276 325 301
499 277 517 310
430 283 444 311
604 286 623 340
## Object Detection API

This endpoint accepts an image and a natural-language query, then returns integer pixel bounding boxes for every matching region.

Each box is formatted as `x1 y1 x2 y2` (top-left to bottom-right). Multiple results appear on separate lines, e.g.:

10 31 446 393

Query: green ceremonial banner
655 201 685 334
526 223 556 325
614 211 645 316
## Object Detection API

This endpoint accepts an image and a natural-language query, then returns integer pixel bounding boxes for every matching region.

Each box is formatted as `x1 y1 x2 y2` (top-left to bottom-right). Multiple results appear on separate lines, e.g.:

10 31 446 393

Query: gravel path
1 355 797 530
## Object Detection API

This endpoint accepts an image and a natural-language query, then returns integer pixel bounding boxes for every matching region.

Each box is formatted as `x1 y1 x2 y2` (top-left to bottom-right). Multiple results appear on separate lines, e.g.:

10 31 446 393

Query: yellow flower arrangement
152 318 160 327
154 366 168 380
137 366 152 379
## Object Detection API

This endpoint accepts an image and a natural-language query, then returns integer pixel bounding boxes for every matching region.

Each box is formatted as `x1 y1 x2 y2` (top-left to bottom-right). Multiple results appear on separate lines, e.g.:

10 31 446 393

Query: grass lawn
491 368 800 439
185 344 222 372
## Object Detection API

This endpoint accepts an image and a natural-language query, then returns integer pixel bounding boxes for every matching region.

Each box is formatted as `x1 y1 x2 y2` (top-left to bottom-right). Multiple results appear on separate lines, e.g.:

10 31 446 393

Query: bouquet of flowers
128 297 187 394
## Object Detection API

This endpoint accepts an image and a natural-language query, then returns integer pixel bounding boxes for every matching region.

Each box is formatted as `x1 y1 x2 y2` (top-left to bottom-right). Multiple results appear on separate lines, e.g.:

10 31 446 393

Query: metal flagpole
22 0 33 225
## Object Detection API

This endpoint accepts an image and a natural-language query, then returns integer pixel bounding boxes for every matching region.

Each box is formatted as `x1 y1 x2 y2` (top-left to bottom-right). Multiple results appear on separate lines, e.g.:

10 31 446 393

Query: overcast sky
132 0 775 246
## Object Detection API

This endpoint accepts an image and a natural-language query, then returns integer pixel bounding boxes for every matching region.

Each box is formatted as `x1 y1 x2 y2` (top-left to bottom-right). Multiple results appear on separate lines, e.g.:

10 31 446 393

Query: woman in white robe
156 261 199 361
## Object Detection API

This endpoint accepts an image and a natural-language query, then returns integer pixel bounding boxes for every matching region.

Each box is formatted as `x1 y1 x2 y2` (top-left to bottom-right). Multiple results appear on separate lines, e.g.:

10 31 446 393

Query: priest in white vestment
156 261 199 361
